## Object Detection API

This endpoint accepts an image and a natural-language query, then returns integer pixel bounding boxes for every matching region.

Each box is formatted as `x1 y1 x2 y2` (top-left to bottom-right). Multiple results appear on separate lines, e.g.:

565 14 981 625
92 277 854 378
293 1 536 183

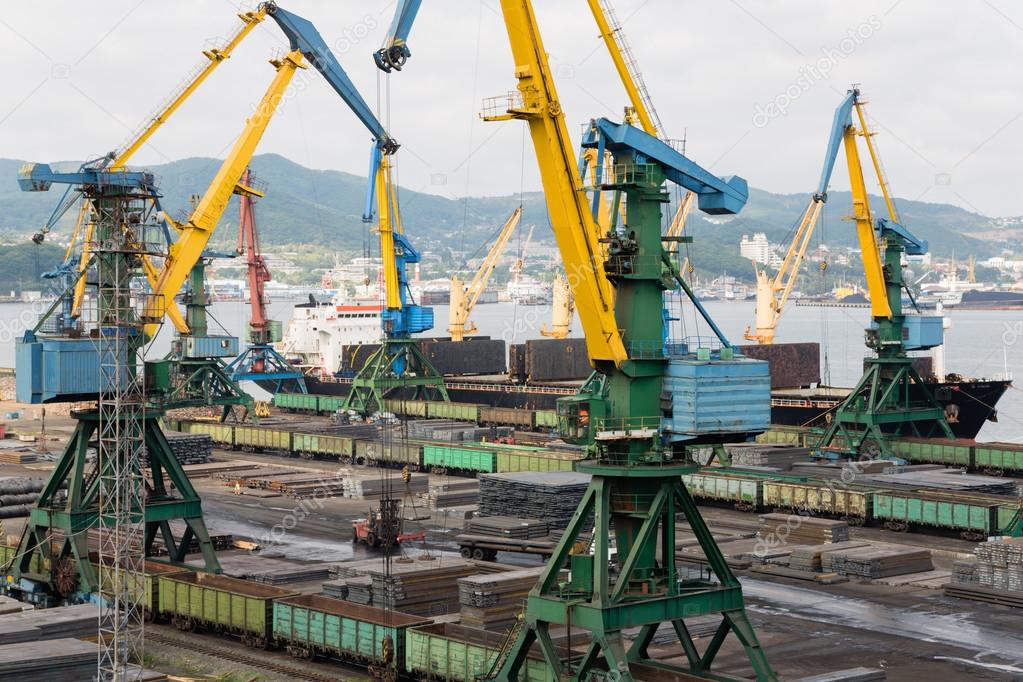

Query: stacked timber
457 566 545 629
757 514 850 545
788 541 872 572
424 480 479 508
0 603 99 645
725 444 812 469
825 545 933 578
0 479 46 519
478 472 590 530
465 516 548 539
343 475 428 499
160 433 212 465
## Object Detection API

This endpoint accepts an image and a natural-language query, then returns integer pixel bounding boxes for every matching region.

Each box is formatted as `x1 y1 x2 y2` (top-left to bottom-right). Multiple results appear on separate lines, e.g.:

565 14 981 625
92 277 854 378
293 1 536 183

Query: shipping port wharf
2 2 1023 682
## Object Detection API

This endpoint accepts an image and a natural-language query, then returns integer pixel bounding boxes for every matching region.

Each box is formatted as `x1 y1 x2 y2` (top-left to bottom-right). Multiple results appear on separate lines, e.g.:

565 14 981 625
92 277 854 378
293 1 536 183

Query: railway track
147 628 341 681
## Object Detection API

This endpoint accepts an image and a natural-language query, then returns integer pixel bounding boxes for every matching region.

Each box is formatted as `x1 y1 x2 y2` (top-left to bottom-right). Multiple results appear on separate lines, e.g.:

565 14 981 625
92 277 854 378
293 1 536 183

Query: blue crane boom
374 0 423 72
264 3 398 154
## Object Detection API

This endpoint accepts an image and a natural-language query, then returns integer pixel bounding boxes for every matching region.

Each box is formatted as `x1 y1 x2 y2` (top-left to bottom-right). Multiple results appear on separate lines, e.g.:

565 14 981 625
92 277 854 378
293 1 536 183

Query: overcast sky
1 1 1021 218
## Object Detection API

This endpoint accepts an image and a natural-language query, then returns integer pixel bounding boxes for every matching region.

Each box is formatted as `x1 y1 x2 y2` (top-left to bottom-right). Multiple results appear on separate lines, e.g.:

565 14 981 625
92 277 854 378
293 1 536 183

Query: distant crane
228 168 307 393
448 208 522 341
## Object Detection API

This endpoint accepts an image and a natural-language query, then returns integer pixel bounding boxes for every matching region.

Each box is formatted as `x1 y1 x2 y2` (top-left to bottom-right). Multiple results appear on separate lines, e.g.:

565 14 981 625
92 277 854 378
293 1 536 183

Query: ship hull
769 379 1011 440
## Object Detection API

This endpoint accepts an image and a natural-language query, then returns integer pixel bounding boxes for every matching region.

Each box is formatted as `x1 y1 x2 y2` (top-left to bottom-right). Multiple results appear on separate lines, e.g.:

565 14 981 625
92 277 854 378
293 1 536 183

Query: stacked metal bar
478 471 591 530
787 541 872 572
758 513 850 545
457 566 546 629
161 432 213 465
974 537 1023 591
825 546 933 578
368 563 484 616
724 443 813 469
465 516 548 539
424 479 479 508
343 475 428 499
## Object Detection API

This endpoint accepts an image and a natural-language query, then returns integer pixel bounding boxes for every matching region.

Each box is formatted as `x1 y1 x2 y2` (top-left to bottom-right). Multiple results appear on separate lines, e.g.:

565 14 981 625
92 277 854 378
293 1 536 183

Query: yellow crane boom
449 207 523 341
145 50 307 335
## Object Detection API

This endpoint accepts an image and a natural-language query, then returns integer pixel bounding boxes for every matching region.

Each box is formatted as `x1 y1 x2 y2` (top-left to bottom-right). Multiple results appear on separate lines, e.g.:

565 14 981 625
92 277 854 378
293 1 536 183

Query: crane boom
266 4 397 154
449 207 522 341
485 1 626 365
585 0 664 138
146 50 306 334
375 0 423 72
110 8 268 169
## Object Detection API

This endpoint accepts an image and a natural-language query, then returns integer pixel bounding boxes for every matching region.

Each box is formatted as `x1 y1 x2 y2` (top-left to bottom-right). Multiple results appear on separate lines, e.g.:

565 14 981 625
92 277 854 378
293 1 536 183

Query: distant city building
739 233 782 267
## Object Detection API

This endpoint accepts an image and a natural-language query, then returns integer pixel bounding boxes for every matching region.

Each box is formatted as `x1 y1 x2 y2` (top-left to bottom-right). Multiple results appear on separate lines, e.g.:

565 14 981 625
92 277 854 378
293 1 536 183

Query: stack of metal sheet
758 513 849 545
343 475 428 499
161 433 213 465
952 558 978 585
788 541 871 572
465 516 548 539
0 442 38 465
0 604 99 645
0 639 103 681
343 575 374 605
725 444 812 469
369 563 483 616
458 567 545 629
322 580 348 600
478 472 590 530
864 470 1018 494
825 545 933 578
424 480 479 508
249 563 334 585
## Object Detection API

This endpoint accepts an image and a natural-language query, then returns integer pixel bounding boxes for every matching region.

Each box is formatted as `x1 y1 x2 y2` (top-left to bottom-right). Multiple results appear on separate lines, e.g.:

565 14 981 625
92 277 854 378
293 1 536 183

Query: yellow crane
448 208 523 341
540 272 573 338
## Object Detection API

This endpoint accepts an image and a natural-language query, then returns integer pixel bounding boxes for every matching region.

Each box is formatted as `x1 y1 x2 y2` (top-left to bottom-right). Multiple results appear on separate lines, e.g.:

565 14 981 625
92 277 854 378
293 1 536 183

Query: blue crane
374 0 423 72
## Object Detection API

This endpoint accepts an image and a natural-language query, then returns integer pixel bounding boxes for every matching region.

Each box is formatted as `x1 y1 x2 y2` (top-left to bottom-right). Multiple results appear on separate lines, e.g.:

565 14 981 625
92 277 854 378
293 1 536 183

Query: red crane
227 168 307 394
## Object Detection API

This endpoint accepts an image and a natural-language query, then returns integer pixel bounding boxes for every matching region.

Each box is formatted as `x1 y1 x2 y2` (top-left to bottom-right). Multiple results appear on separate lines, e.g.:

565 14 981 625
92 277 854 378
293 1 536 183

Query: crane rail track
146 629 340 681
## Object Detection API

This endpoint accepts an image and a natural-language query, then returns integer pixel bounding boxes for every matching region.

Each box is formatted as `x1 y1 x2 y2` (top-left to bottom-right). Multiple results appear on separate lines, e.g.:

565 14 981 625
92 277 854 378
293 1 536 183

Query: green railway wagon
534 409 558 429
762 480 873 522
891 437 972 467
384 398 428 418
274 392 321 413
163 418 181 432
756 426 808 446
317 395 346 414
378 441 423 467
273 594 431 666
0 543 45 574
974 442 1023 473
234 426 292 452
423 443 495 474
158 572 299 648
292 432 355 460
998 504 1021 533
405 622 556 682
426 401 480 422
180 421 235 447
495 449 580 474
872 491 1003 539
90 553 189 618
683 472 762 511
480 405 534 428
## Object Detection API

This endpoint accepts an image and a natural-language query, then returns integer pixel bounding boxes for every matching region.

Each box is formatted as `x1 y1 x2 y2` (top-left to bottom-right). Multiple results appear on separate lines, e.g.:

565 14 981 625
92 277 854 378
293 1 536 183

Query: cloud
1 0 1020 217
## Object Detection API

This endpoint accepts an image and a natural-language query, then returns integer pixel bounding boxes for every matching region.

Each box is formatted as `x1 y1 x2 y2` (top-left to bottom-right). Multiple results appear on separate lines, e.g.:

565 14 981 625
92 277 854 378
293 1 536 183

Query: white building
740 233 781 267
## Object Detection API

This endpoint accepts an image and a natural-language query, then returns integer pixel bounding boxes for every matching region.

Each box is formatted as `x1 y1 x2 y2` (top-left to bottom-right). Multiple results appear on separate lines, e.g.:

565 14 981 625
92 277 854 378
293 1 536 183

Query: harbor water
1 298 1019 442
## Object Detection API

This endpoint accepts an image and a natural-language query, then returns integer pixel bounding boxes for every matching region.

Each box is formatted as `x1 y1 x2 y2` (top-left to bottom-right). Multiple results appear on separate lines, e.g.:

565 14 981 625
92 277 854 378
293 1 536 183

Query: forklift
351 498 426 549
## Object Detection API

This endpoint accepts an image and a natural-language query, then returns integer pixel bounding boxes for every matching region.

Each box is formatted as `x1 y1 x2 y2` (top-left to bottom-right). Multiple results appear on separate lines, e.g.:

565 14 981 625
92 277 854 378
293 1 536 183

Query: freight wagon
405 622 557 682
291 432 357 461
480 406 534 428
273 392 321 414
890 437 973 468
273 594 431 668
89 553 189 620
683 472 763 511
871 490 1014 540
158 572 299 648
762 480 876 524
234 425 293 454
973 441 1023 474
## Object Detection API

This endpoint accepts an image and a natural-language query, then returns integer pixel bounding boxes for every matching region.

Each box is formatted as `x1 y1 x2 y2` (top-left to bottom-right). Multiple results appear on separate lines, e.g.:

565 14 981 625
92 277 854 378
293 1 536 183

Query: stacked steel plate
825 545 933 578
465 516 548 539
757 513 850 545
457 566 545 629
478 472 590 530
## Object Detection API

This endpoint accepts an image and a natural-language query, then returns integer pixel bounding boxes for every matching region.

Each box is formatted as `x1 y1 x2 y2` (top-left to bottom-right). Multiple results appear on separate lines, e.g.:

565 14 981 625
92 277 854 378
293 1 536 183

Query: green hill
0 154 1009 282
